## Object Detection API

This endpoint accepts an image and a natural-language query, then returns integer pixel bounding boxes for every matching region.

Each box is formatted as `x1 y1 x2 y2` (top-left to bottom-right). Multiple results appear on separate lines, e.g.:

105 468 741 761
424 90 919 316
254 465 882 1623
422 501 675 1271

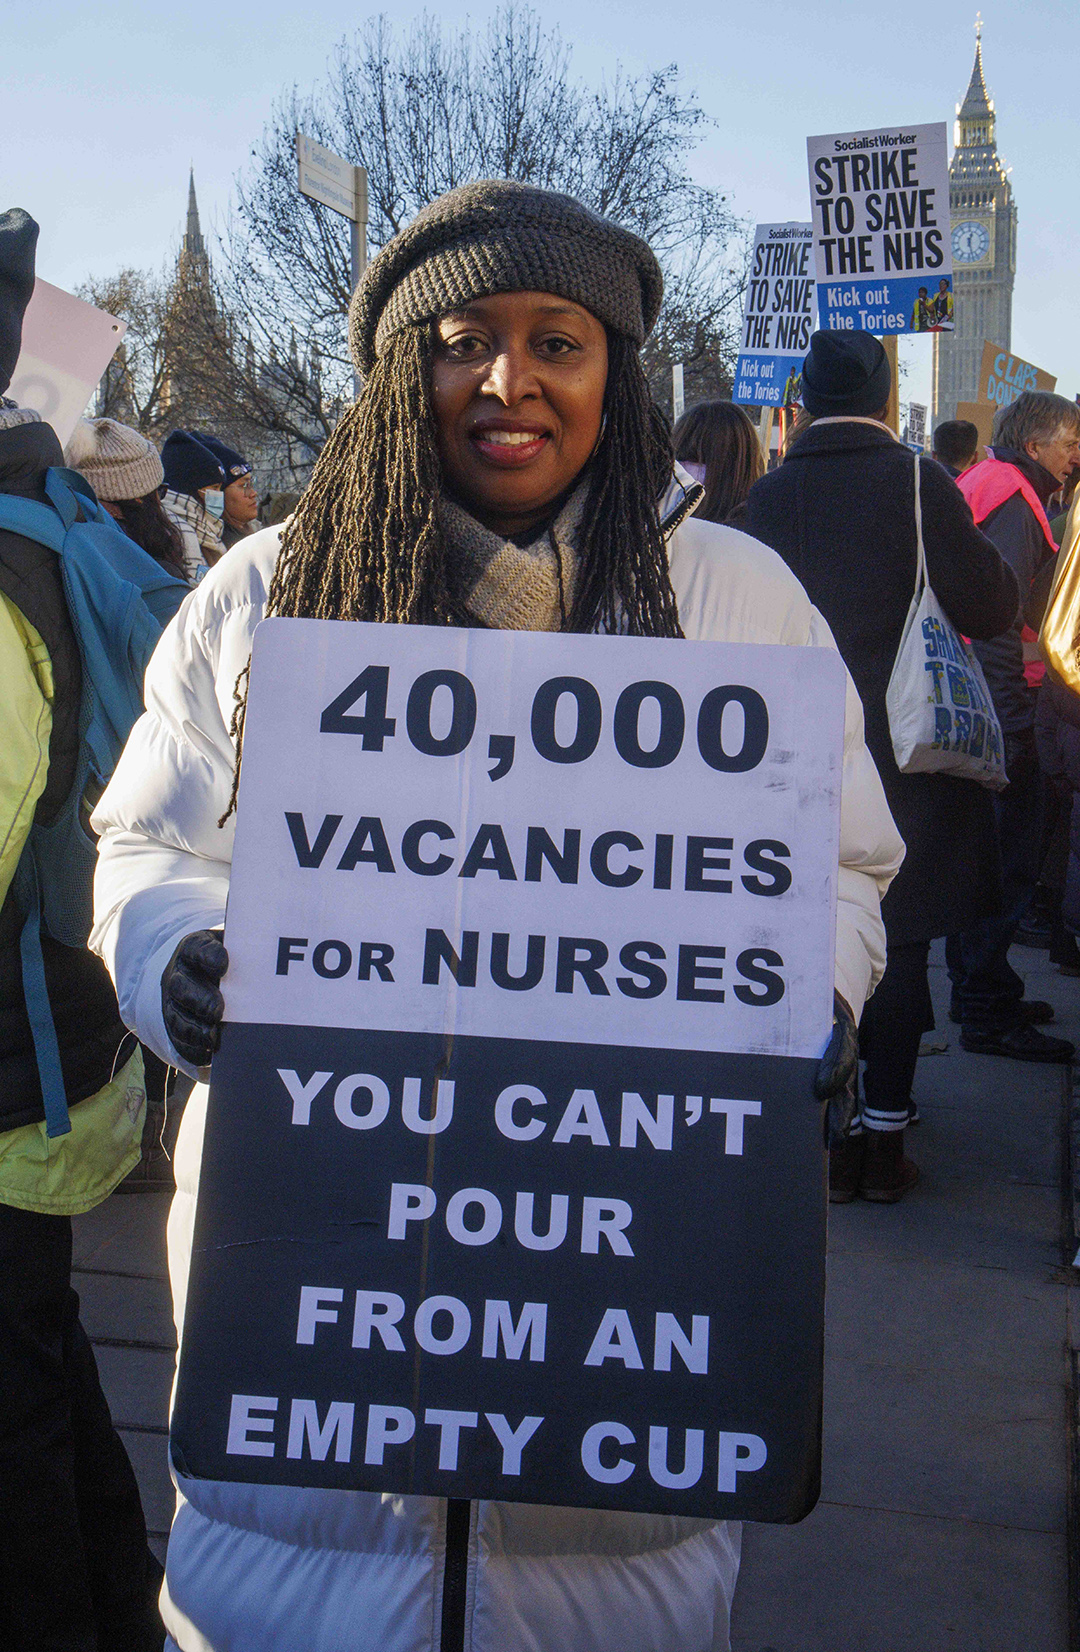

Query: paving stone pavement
73 1187 175 1557
74 942 1080 1643
731 941 1079 1652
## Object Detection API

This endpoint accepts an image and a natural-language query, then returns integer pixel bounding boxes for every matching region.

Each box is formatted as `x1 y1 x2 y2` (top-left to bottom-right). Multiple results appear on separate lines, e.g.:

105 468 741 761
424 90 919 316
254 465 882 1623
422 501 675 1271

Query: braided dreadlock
267 325 450 626
220 322 680 823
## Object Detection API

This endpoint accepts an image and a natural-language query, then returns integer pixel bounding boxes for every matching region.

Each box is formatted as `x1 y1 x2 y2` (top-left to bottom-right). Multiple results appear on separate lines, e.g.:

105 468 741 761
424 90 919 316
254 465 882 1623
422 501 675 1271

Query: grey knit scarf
441 483 588 632
0 400 42 431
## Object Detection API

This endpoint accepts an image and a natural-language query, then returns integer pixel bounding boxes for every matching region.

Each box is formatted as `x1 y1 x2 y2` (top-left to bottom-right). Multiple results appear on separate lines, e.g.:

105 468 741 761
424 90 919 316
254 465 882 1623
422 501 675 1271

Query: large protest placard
978 341 1056 410
807 122 953 336
8 280 126 447
171 621 847 1523
955 400 995 458
732 224 815 408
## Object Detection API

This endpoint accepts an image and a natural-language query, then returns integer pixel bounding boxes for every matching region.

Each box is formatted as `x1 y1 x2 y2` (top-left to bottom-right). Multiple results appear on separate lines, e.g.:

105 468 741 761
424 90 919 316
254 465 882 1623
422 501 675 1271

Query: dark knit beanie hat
161 429 225 497
349 179 664 375
0 208 39 397
194 432 252 482
801 330 891 418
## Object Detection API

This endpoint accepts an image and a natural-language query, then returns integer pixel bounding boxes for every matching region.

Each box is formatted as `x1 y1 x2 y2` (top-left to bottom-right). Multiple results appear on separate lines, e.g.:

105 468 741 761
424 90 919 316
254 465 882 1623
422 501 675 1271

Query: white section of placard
223 621 846 1059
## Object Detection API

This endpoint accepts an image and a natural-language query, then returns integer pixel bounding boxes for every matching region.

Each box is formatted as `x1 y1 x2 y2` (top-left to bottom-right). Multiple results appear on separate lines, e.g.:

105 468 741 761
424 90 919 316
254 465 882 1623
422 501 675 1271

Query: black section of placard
171 1021 826 1522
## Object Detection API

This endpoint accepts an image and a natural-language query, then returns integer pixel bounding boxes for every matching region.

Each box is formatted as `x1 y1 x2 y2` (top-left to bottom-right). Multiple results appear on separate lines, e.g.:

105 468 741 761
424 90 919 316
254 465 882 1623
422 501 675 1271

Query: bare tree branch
83 5 750 472
218 3 749 443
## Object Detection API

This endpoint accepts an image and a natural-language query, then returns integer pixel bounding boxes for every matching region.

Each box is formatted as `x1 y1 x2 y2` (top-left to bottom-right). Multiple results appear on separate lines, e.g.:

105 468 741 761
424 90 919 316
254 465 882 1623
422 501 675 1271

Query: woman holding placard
91 182 903 1652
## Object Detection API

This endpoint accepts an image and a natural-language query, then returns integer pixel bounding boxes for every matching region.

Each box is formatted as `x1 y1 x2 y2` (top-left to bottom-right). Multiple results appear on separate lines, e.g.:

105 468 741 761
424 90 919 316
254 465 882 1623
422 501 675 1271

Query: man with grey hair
948 391 1080 1060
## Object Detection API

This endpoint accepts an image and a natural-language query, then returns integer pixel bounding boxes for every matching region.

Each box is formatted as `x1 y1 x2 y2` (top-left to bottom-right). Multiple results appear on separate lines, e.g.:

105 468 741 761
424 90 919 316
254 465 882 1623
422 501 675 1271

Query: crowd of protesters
1 176 1079 1651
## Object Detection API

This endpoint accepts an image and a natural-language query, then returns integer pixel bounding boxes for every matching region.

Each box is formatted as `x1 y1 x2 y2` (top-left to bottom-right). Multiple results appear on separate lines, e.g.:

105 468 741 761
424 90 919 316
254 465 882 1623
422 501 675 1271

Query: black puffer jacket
0 421 128 1132
966 446 1060 736
741 419 1019 945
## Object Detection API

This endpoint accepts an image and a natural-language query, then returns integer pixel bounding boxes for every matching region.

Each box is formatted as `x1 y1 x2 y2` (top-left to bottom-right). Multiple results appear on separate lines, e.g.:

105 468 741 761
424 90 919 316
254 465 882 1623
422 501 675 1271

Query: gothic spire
959 29 993 120
952 20 1000 162
184 169 206 260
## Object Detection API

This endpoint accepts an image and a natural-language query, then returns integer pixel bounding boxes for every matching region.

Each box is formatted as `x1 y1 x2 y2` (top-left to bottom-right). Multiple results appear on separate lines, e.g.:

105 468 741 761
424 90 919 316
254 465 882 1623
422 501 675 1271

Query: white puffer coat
91 492 903 1652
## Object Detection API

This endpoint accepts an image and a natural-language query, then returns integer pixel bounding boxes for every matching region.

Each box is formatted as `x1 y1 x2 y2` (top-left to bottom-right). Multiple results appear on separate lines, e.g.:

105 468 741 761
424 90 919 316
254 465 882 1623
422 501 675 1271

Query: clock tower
932 25 1017 425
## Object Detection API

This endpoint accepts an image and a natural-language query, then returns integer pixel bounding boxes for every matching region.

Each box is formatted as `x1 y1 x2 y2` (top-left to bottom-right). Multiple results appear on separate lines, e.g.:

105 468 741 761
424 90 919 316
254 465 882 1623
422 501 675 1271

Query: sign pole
349 166 368 402
672 364 685 423
349 221 363 400
296 134 369 402
759 406 774 466
882 337 899 434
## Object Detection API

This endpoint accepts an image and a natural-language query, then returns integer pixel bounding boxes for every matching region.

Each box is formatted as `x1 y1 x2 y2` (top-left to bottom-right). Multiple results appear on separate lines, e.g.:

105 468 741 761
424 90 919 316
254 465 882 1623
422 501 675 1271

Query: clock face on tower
952 220 991 263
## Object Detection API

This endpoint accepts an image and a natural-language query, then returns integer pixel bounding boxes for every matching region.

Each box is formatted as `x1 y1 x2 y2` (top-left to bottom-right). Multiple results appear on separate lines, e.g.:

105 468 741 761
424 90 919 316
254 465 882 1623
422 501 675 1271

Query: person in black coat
947 393 1080 1039
741 331 1019 1201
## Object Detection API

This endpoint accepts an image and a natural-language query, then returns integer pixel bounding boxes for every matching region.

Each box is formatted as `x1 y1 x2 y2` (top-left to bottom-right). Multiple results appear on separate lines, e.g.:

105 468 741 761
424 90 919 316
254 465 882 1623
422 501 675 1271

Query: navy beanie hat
800 330 891 418
161 429 225 497
0 208 39 397
194 432 252 483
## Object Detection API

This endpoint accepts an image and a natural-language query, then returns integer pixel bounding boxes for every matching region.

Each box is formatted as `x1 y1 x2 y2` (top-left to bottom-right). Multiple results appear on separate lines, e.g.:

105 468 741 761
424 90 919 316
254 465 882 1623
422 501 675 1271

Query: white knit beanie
65 417 164 502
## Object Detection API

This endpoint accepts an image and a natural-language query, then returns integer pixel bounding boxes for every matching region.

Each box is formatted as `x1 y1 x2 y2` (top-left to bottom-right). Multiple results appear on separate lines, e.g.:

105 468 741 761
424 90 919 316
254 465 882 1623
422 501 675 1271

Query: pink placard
8 280 127 446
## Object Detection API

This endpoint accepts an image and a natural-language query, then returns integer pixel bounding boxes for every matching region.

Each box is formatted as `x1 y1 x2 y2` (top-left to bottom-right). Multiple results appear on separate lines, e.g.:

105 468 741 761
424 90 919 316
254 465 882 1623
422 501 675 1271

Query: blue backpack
0 467 188 1137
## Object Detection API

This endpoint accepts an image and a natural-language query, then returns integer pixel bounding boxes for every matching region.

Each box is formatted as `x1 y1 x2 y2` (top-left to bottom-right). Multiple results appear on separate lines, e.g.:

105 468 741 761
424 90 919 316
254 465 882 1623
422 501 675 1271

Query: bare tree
78 254 339 493
77 269 175 440
216 4 748 443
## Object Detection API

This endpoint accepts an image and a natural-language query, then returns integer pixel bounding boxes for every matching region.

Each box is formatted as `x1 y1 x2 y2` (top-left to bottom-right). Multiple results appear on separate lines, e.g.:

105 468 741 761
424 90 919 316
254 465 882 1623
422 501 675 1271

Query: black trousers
859 939 934 1132
0 1202 163 1652
946 756 1043 1027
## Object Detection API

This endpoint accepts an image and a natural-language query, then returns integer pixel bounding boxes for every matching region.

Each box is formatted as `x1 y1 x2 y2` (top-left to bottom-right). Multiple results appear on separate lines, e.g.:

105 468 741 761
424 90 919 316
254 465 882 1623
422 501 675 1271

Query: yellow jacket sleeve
0 593 53 908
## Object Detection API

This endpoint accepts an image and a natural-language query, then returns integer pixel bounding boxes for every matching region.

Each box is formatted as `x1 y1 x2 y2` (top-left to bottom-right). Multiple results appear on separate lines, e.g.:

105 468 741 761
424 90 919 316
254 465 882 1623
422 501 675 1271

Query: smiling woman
258 180 680 659
89 177 904 1652
433 292 609 534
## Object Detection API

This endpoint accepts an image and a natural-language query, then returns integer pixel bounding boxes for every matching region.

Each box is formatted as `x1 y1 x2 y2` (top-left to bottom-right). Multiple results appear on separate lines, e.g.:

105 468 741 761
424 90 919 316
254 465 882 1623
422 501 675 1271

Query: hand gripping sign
171 621 847 1522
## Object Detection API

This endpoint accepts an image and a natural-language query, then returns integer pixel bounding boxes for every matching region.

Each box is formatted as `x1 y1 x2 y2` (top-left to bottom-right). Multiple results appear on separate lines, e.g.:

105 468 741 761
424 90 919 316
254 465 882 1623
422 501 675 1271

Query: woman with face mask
91 182 903 1652
191 433 261 549
160 429 226 582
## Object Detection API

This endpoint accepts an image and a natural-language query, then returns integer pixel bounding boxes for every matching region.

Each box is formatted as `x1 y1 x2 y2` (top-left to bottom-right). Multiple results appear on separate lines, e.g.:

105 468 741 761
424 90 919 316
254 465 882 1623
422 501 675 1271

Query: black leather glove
161 929 228 1068
814 990 859 1147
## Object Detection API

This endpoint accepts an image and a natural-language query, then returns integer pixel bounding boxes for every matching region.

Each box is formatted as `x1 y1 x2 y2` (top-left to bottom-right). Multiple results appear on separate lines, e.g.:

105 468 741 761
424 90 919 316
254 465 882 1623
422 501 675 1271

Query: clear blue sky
4 0 1077 413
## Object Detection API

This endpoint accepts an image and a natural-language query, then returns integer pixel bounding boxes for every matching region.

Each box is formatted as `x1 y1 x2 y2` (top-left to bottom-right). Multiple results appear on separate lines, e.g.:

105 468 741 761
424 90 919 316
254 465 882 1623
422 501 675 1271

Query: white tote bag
885 454 1007 790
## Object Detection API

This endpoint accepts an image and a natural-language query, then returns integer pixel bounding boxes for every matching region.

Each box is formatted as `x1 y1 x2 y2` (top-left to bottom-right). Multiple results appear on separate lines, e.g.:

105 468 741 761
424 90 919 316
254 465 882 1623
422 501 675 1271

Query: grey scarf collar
0 400 42 431
441 482 589 632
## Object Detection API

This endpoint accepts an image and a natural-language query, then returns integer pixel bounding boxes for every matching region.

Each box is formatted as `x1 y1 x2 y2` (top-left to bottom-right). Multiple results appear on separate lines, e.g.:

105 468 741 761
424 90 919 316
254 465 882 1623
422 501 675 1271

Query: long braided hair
220 321 680 823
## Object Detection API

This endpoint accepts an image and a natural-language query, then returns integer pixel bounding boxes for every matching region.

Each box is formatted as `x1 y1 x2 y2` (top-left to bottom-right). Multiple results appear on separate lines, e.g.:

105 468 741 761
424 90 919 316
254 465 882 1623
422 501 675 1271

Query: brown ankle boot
828 1135 865 1203
860 1130 919 1203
